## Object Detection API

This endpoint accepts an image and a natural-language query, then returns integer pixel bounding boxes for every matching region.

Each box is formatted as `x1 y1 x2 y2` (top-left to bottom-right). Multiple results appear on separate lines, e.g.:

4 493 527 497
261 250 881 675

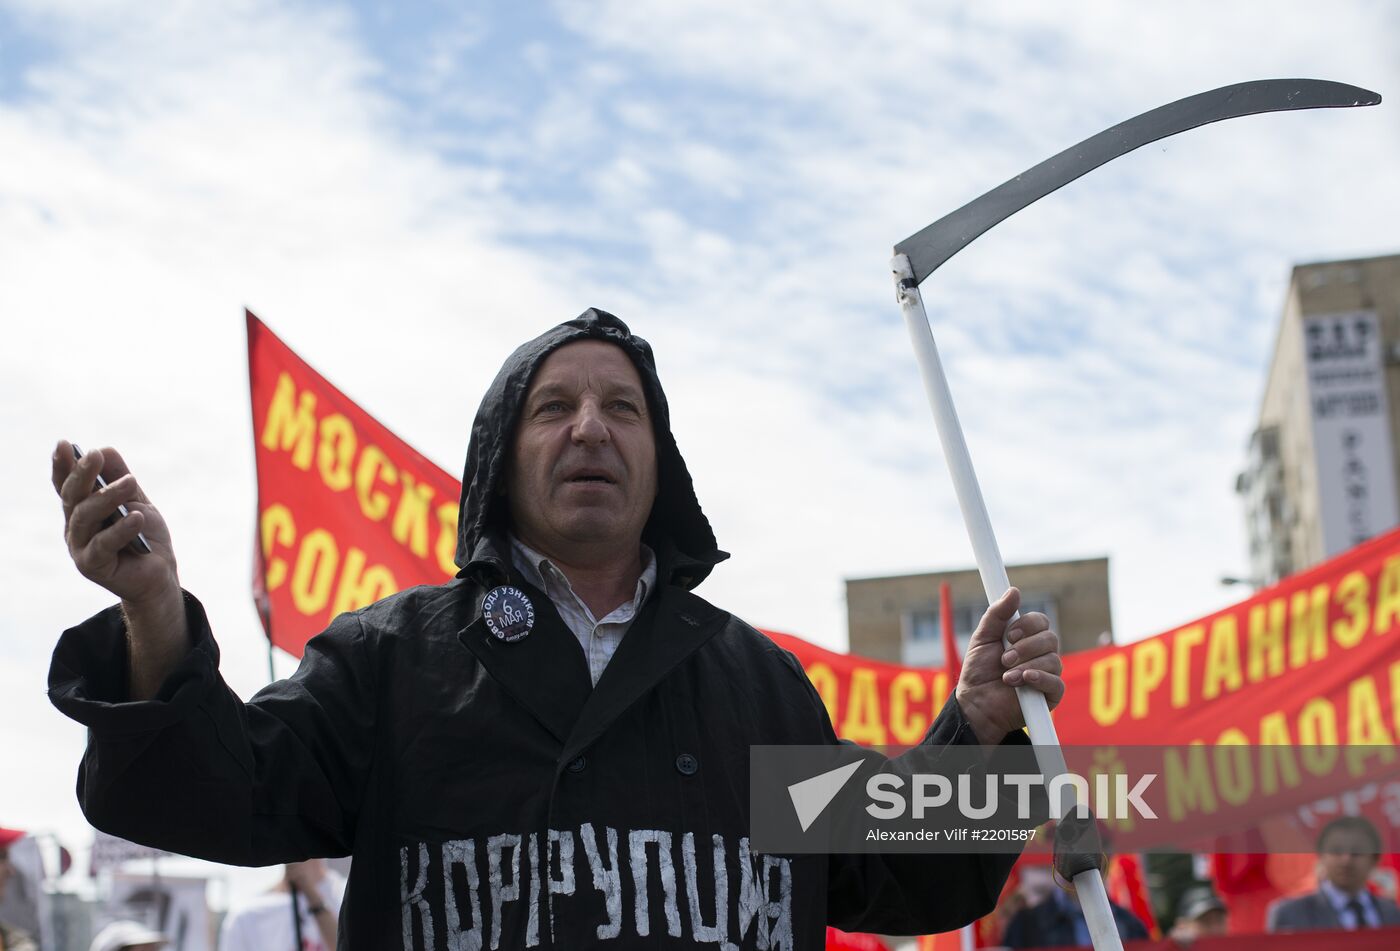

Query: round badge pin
482 585 535 642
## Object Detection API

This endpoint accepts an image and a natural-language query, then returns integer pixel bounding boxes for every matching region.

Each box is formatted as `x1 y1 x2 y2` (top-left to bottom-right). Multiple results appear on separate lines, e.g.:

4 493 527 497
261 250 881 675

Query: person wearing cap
89 920 168 951
48 311 1067 949
1167 886 1227 945
1267 816 1400 932
0 827 37 951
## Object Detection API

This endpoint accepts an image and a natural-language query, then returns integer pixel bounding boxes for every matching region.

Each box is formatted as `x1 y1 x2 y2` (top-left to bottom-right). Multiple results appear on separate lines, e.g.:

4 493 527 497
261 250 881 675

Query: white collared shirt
509 536 656 686
1320 878 1380 929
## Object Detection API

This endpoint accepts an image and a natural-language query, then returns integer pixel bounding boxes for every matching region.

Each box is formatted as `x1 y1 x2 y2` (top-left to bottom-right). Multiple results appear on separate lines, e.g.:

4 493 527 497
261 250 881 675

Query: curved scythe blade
895 78 1380 284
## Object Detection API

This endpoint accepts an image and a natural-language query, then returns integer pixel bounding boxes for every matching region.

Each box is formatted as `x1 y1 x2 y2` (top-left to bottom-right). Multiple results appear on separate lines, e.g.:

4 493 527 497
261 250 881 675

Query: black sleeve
824 695 1031 936
767 648 1033 936
1001 907 1031 948
47 591 376 866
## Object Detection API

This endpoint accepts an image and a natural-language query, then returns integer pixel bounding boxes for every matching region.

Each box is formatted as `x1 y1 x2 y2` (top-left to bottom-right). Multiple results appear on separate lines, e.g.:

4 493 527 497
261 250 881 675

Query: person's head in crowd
1174 886 1228 939
0 826 24 903
88 920 168 951
1316 816 1383 896
1018 865 1056 907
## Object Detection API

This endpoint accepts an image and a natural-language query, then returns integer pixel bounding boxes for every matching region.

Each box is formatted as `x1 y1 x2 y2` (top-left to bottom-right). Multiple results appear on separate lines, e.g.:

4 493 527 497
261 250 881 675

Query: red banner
1055 531 1400 747
763 529 1400 751
247 312 461 655
764 530 1400 856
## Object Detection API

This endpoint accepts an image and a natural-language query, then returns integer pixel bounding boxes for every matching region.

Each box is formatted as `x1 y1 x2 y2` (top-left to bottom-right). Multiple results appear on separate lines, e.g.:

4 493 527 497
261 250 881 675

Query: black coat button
567 756 587 773
675 753 699 776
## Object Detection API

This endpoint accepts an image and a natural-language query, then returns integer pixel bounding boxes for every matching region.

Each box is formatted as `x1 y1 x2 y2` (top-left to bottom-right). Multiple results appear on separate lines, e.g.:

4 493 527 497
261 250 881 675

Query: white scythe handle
891 253 1123 951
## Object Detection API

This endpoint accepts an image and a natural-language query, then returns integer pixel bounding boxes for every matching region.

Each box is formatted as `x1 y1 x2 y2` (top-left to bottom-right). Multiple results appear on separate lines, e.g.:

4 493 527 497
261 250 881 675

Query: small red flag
940 582 961 681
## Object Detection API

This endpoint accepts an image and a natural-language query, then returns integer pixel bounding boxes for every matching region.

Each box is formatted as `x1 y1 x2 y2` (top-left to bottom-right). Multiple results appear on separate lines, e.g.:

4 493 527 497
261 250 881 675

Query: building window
901 595 1057 667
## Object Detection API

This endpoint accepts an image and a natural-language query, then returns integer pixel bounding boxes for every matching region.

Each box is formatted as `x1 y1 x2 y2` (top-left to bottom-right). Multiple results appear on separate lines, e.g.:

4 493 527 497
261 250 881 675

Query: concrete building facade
1237 253 1400 584
845 557 1112 665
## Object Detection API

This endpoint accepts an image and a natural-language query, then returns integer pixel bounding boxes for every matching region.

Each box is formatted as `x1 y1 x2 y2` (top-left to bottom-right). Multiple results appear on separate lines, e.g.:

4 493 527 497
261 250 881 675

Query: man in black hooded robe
48 310 1065 950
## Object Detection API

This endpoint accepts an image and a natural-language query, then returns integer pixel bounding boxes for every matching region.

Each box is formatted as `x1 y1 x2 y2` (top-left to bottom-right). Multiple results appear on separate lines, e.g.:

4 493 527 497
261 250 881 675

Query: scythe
890 78 1380 951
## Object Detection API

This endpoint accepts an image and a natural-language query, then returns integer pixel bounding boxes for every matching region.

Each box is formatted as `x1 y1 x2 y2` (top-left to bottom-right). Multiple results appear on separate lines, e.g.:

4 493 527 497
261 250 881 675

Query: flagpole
893 253 1122 951
939 582 960 682
945 586 974 951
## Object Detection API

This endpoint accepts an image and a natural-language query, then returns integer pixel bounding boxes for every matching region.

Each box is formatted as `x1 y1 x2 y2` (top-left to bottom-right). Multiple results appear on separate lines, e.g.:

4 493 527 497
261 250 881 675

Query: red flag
940 581 961 681
246 311 461 657
1108 853 1159 938
825 928 889 950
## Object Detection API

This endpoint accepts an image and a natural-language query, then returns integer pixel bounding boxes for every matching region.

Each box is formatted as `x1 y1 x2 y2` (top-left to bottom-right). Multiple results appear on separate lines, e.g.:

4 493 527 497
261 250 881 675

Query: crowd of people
2 840 342 951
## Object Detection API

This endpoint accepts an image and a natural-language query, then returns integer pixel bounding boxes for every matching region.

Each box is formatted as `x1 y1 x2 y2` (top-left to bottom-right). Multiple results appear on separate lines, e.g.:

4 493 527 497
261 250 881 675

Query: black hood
454 308 727 590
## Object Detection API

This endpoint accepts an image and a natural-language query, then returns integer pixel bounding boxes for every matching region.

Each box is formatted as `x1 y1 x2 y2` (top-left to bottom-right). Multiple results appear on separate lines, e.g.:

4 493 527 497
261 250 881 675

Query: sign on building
1303 310 1399 556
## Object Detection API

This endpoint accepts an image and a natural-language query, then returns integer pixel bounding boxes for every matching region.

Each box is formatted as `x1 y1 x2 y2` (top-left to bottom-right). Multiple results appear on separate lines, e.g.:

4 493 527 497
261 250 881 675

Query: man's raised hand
52 440 192 700
52 440 179 605
954 587 1066 745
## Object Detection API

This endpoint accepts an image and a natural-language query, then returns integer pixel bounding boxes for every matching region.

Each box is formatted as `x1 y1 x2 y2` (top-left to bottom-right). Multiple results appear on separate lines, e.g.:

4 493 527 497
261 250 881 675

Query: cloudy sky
2 0 1396 899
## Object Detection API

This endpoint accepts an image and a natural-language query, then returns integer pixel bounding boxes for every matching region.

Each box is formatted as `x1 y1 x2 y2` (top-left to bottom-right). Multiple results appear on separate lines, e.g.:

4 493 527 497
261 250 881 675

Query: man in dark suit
1268 817 1400 932
1002 884 1148 948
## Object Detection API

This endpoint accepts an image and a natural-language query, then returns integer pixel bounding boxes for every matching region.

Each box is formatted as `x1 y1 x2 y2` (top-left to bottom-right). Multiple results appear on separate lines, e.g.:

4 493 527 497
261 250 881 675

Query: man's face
507 341 658 558
1318 827 1379 894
